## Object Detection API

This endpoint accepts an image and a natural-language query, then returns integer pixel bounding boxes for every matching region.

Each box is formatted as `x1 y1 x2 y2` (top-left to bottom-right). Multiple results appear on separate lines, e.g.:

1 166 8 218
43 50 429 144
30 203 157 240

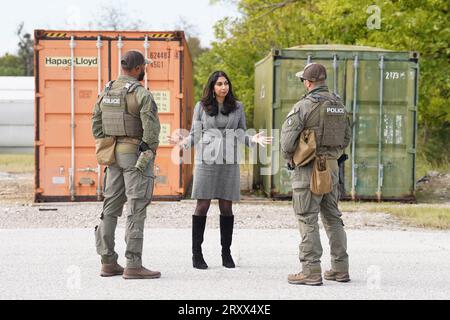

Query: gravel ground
0 200 413 230
0 171 418 230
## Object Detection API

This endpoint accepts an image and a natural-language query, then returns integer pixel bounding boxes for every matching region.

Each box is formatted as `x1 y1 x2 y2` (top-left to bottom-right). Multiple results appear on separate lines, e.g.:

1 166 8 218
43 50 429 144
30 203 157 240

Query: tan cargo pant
95 144 155 268
291 160 349 275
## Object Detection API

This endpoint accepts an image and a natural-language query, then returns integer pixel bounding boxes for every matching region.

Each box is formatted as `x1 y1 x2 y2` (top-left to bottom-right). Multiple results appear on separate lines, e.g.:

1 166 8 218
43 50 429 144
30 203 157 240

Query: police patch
103 97 121 105
326 107 345 114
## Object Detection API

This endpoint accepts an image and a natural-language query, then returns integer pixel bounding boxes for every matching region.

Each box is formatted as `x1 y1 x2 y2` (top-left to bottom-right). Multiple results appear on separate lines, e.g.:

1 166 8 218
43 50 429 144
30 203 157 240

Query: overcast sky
0 0 240 55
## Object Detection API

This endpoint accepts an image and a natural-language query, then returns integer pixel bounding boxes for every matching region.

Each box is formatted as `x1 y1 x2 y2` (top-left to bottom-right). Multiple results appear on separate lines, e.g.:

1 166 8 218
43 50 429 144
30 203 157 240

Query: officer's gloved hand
286 161 295 171
135 150 155 174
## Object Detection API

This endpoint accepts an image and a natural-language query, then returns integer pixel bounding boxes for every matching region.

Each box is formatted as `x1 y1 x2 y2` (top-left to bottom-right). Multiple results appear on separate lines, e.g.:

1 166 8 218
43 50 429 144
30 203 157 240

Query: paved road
0 228 449 300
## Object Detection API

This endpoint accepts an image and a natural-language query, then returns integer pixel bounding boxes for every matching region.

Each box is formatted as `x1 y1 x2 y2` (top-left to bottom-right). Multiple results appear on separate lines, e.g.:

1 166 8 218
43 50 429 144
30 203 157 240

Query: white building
0 77 34 153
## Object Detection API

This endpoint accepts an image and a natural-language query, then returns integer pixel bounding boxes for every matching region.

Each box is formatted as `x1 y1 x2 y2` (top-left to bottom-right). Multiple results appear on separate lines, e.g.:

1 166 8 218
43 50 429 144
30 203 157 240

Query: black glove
138 141 150 153
338 154 349 166
286 161 295 171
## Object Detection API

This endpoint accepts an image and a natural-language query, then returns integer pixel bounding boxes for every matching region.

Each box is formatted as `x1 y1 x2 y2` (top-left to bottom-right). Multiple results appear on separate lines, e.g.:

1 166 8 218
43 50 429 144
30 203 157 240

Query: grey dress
183 102 255 201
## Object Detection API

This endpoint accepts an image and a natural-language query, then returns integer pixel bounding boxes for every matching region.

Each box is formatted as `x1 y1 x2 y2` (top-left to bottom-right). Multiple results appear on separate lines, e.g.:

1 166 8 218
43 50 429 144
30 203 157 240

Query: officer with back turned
280 63 352 286
92 50 161 279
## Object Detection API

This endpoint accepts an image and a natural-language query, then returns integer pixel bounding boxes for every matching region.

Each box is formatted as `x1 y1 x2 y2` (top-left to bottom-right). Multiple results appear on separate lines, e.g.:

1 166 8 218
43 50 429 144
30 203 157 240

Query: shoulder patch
151 100 158 114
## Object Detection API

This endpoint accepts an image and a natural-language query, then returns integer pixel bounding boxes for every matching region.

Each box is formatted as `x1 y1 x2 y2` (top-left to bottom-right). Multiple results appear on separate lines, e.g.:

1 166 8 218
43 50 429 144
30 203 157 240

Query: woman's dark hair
201 71 237 116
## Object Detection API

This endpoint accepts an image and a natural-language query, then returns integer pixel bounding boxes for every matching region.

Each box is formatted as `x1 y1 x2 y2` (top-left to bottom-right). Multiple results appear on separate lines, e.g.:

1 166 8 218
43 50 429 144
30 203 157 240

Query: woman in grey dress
169 71 271 269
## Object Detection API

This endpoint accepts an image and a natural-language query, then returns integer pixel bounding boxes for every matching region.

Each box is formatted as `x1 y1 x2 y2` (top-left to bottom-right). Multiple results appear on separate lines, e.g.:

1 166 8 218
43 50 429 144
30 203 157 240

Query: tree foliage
16 23 34 76
198 0 450 163
0 54 25 76
0 23 34 76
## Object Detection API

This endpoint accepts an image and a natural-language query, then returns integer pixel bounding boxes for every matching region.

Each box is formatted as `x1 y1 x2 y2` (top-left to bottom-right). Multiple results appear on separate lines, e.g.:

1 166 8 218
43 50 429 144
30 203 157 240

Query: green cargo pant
95 144 155 268
292 160 349 275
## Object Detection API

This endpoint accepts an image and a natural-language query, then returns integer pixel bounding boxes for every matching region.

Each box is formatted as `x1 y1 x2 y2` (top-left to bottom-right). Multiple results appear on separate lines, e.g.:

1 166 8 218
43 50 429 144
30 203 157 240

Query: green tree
197 0 318 125
188 36 210 102
309 0 450 163
199 0 450 163
0 54 25 76
16 23 34 76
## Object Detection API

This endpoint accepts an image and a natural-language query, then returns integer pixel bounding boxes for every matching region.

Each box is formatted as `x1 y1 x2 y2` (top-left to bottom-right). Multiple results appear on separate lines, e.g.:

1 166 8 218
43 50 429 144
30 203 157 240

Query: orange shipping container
34 30 194 202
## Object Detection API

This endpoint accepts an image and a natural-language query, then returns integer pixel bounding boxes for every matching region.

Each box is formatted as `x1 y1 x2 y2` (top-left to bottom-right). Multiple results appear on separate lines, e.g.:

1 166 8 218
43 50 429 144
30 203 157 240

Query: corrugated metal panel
253 45 418 201
253 53 274 196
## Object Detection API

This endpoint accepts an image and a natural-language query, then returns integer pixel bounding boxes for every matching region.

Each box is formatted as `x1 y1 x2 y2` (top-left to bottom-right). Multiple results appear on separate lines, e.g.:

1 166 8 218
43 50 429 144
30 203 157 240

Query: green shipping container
253 45 419 201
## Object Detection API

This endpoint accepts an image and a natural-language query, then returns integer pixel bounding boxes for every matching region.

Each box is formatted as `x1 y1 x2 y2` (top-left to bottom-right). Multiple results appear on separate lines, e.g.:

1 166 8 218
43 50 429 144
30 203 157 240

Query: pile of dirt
416 171 450 203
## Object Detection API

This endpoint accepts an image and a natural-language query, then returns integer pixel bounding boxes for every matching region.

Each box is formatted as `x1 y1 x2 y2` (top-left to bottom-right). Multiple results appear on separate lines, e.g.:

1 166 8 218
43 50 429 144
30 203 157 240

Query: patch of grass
0 154 34 173
340 202 450 229
375 206 450 229
416 153 450 178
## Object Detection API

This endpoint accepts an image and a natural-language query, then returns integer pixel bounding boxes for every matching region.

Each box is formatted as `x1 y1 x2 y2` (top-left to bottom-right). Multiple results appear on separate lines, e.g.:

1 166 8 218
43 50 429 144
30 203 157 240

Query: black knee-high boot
192 215 208 269
220 215 235 268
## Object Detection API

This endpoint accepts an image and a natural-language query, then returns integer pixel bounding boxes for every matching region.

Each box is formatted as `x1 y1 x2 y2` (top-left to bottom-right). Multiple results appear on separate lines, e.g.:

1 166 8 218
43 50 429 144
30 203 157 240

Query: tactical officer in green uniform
280 63 352 286
92 50 161 279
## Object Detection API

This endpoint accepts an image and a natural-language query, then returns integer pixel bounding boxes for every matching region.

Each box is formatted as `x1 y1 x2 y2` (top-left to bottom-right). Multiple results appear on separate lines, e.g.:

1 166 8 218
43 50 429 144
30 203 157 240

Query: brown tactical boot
288 272 323 286
123 266 161 280
100 262 124 277
324 270 350 282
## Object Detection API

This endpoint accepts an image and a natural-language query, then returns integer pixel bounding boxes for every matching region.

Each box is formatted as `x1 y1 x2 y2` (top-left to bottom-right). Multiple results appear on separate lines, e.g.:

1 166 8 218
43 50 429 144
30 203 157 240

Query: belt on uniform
116 137 141 145
315 154 338 161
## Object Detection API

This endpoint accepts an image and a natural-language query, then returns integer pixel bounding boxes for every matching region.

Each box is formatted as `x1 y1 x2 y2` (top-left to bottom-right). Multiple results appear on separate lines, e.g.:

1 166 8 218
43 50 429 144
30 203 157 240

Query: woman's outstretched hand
251 131 273 147
167 133 188 147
